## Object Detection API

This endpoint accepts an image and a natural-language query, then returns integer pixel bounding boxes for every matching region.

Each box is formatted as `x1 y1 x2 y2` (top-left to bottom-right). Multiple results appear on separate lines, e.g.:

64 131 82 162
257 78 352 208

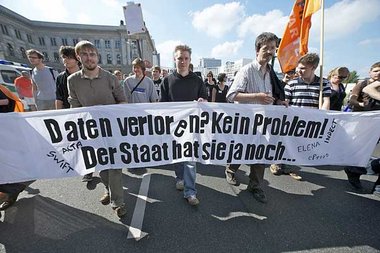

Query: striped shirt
284 76 331 108
226 60 273 104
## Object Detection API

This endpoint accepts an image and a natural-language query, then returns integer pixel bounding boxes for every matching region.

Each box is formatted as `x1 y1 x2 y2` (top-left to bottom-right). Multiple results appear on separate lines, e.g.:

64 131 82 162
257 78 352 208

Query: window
115 40 121 49
105 40 111 49
94 40 100 49
27 34 33 44
62 38 68 46
7 43 15 56
0 70 20 86
116 54 121 64
42 52 49 61
107 54 112 64
98 54 102 64
15 29 22 40
1 24 9 35
54 52 60 62
73 38 79 45
39 37 45 46
20 47 27 58
51 37 57 46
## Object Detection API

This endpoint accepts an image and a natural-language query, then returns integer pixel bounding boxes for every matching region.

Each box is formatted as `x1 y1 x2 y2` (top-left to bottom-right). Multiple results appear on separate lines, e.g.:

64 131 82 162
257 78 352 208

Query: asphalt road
1 164 379 253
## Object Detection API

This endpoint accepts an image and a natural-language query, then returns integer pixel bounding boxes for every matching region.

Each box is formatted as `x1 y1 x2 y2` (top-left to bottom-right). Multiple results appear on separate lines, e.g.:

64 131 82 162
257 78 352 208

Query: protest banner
1 102 380 184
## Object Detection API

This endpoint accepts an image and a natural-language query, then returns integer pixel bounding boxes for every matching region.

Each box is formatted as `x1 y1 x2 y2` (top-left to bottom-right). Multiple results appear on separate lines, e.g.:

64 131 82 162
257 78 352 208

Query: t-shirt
285 76 331 108
32 67 57 100
14 76 33 98
124 75 159 103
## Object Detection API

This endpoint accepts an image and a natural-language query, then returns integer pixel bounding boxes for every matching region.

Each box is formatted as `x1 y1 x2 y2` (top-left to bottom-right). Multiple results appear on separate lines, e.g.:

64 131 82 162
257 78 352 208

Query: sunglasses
337 76 347 79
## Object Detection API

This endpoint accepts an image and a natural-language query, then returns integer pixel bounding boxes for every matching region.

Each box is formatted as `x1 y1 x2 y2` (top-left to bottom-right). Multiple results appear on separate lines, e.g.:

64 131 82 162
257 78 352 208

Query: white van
0 64 22 93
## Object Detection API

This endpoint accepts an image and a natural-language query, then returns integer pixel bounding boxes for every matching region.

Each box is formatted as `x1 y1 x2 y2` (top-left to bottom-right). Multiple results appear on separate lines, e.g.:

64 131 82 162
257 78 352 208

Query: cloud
75 13 92 25
156 40 182 68
358 38 380 45
211 41 244 58
238 9 288 38
190 2 245 38
310 0 380 41
101 0 119 7
33 0 69 22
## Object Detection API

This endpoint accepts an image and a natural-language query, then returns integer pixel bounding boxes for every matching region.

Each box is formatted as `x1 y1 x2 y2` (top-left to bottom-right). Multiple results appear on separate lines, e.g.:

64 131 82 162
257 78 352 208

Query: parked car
0 64 22 94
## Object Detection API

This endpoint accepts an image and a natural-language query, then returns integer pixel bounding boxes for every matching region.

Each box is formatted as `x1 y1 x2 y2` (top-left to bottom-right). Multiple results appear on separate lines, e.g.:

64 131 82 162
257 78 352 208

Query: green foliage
344 70 360 84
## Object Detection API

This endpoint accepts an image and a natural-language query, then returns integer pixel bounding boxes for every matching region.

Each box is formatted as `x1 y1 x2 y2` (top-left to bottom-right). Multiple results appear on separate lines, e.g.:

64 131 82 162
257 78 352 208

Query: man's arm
112 75 127 104
349 81 366 108
234 92 275 104
55 74 64 109
148 78 159 102
160 77 170 102
321 97 330 110
363 81 380 101
67 77 81 108
32 80 38 99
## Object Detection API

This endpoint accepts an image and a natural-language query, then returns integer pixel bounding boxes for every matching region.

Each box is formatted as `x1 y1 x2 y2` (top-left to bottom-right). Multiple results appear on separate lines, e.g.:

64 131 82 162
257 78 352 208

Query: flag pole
319 0 325 109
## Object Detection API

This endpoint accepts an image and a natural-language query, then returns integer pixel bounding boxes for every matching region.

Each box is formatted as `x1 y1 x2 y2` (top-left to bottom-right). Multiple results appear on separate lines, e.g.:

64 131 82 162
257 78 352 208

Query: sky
1 0 379 77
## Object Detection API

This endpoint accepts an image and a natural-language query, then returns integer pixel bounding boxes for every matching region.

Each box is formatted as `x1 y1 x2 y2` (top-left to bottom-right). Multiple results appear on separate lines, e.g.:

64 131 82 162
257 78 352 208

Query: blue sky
1 0 379 77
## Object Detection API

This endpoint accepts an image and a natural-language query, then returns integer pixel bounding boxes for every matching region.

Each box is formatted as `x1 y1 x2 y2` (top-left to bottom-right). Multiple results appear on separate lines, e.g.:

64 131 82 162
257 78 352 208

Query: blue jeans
175 162 197 198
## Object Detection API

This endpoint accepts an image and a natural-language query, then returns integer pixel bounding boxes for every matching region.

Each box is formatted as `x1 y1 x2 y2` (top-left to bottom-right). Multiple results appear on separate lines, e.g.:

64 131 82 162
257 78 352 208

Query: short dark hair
298 53 320 69
59 46 78 61
75 40 98 56
370 62 380 71
255 32 279 52
153 65 161 72
132 58 146 72
174 44 192 55
26 49 44 59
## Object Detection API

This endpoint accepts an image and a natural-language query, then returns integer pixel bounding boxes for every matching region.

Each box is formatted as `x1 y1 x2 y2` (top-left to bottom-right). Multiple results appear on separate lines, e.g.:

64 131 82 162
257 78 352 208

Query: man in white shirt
225 32 287 203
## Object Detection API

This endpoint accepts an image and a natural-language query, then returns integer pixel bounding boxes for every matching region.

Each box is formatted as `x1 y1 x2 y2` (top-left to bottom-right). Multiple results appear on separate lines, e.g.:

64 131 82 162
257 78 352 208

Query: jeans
36 99 55 110
175 162 197 198
99 169 124 208
227 164 265 189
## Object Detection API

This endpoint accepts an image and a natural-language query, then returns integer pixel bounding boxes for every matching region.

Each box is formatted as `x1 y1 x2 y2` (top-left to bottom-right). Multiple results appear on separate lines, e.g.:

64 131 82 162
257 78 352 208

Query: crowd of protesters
0 32 379 220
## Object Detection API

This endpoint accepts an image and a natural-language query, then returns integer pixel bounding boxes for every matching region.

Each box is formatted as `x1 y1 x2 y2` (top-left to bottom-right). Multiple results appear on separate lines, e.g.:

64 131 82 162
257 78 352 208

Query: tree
345 70 360 84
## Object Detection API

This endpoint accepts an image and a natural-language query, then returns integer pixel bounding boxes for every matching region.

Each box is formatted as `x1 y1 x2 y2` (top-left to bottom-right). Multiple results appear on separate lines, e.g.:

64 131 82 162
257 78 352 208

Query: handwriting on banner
42 111 334 169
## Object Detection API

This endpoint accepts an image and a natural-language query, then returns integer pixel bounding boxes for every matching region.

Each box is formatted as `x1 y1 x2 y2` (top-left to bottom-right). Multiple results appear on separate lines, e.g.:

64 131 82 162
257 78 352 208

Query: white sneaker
175 180 184 191
186 195 200 206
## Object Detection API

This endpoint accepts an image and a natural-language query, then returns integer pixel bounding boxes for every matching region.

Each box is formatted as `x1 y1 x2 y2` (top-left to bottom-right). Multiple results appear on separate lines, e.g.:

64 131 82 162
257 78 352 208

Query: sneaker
225 170 237 185
289 172 302 181
186 195 200 206
0 192 9 203
344 168 362 190
270 164 283 175
175 180 184 191
0 198 16 211
114 205 127 218
99 193 110 205
82 173 93 182
247 186 267 203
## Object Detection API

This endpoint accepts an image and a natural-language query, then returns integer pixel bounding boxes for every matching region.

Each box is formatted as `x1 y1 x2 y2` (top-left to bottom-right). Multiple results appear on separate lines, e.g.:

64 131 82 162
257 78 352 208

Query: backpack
32 66 56 82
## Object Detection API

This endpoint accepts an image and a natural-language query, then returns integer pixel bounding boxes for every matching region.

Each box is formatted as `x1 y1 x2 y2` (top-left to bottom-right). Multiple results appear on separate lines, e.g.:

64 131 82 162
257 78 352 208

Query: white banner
1 102 380 184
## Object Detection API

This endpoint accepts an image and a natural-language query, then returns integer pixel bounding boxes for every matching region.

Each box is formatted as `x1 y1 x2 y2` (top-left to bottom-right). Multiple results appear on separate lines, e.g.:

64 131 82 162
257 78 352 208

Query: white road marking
127 173 151 240
212 211 267 221
128 192 162 203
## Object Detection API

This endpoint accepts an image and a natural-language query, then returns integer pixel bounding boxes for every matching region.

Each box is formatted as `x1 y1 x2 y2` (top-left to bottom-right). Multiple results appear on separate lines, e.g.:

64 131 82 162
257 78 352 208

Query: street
1 164 379 253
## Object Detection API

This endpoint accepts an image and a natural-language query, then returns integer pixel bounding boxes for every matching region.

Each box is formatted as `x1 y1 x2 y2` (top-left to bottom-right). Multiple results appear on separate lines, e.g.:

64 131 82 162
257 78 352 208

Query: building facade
0 5 157 73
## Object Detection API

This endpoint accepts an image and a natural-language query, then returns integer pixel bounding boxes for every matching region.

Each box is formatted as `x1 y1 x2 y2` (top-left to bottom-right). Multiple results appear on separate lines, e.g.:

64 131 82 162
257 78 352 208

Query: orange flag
0 84 24 112
277 0 321 73
300 0 321 55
